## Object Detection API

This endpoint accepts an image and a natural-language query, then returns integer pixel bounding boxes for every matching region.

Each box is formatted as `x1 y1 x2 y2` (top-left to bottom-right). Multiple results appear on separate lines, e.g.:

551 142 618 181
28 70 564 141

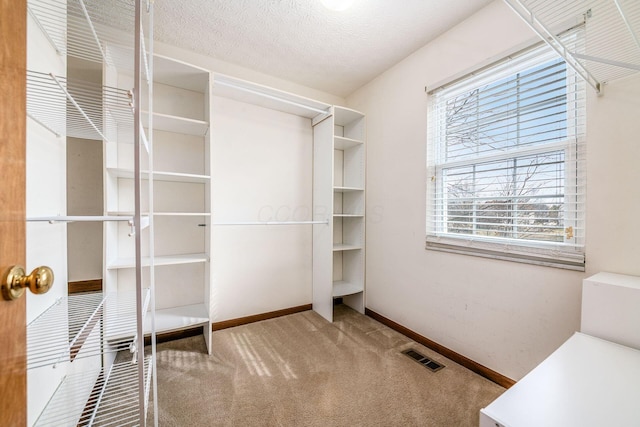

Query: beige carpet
150 305 504 426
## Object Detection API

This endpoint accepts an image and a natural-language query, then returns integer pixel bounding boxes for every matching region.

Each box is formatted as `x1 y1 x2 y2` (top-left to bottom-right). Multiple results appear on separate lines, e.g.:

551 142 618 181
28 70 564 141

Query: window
427 33 586 270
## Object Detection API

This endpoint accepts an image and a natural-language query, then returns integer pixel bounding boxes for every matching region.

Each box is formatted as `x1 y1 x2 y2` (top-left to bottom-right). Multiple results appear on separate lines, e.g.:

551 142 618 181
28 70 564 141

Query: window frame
426 35 586 271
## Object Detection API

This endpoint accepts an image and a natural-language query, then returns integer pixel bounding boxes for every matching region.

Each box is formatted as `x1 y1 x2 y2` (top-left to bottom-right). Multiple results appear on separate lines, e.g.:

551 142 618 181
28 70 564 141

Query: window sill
425 236 585 271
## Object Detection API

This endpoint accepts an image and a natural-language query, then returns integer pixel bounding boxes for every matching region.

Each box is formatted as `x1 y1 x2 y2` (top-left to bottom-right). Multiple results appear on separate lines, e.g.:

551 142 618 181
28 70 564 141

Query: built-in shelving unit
143 54 212 350
103 51 213 349
313 106 366 322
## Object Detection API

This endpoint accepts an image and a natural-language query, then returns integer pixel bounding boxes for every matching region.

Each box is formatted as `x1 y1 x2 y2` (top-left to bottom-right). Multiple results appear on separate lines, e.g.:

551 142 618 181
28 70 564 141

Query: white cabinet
581 272 640 350
313 106 366 322
480 333 640 427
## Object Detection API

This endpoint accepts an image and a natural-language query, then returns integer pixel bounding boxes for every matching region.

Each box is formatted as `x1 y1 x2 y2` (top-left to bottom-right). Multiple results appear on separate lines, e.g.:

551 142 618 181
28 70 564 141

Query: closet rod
27 216 134 223
215 80 331 115
213 220 329 226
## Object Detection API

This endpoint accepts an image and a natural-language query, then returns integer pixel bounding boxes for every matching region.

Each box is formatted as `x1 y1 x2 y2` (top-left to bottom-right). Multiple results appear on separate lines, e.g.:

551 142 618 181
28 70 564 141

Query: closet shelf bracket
27 112 62 138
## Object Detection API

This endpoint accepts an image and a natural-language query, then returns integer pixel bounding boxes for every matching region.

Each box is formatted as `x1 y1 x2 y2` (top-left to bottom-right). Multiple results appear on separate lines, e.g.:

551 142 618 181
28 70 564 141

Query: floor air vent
402 349 445 372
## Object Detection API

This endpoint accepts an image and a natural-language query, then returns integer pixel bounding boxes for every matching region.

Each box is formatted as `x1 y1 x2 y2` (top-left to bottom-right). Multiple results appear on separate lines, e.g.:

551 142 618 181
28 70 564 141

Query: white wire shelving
504 0 640 93
27 291 150 370
33 356 153 427
26 70 134 142
28 0 137 70
27 0 156 425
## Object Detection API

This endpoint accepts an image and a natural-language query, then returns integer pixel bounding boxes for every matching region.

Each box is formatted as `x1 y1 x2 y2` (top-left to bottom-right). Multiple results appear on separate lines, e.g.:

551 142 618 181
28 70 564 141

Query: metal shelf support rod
503 0 602 94
49 73 110 141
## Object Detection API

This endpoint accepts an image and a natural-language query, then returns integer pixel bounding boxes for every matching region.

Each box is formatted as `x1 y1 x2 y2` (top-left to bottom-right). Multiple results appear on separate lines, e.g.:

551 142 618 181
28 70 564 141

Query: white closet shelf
333 281 364 298
145 303 209 334
107 167 210 183
154 54 210 93
153 171 210 183
333 243 362 251
334 107 365 127
334 135 363 150
333 213 364 218
142 111 209 136
334 186 364 193
27 291 150 370
107 253 209 269
33 357 152 427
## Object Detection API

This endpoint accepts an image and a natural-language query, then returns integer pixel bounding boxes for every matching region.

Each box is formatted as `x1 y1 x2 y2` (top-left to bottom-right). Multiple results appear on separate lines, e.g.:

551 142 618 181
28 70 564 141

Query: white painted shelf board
106 168 144 179
153 171 210 183
142 111 209 136
333 244 362 251
144 303 209 334
154 54 209 92
333 280 364 297
334 186 364 193
333 213 364 218
213 73 331 120
480 332 640 427
334 107 365 127
334 135 363 150
107 253 208 269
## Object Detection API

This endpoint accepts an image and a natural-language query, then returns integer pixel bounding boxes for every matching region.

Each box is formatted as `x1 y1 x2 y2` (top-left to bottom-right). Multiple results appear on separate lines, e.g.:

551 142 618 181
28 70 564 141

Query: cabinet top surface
482 332 640 427
584 272 640 290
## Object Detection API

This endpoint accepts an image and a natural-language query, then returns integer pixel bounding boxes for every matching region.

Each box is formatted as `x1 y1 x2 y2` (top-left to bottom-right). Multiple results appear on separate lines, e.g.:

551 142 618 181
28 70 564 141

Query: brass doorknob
1 265 54 301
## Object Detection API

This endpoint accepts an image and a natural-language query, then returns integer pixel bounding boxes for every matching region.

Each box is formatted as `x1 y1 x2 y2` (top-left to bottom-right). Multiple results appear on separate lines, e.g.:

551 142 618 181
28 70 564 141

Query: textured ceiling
154 0 494 97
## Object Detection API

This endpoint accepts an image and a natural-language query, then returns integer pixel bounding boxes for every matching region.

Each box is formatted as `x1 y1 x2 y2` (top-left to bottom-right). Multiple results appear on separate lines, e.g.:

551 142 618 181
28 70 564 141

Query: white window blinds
426 31 586 270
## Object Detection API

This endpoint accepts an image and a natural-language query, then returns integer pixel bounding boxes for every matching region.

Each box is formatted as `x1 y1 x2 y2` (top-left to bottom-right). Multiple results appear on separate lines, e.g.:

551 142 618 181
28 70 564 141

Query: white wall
67 137 103 282
346 0 640 380
211 96 314 321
